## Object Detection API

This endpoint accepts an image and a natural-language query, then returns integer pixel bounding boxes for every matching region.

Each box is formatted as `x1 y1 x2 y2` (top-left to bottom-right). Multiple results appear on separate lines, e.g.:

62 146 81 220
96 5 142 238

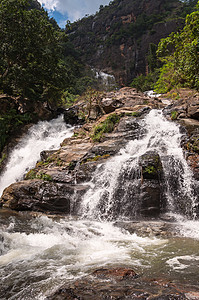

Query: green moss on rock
91 113 120 142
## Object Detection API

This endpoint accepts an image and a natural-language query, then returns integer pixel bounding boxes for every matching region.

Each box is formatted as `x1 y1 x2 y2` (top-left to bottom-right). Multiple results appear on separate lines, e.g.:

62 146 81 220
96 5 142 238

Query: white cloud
38 0 111 21
39 0 58 11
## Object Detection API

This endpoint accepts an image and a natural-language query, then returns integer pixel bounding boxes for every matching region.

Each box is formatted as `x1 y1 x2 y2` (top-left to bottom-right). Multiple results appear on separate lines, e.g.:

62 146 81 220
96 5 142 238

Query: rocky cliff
67 0 197 85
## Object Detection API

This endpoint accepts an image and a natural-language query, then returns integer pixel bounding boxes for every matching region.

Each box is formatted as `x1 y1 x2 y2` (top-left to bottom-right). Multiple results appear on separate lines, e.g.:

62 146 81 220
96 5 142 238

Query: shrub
130 70 160 92
171 111 178 120
92 113 120 142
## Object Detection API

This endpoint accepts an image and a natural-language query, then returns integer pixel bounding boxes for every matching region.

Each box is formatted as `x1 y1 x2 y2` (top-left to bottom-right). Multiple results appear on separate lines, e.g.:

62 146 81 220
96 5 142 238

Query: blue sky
38 0 111 28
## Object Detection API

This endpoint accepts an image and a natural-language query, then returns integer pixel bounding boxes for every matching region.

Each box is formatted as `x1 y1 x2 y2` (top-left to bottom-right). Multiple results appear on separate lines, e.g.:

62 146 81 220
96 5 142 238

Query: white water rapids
0 110 199 299
0 115 73 196
81 110 197 219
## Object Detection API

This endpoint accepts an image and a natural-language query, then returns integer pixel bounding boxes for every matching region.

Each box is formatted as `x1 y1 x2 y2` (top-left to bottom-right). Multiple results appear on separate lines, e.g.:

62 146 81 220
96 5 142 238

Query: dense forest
0 0 199 161
0 0 95 156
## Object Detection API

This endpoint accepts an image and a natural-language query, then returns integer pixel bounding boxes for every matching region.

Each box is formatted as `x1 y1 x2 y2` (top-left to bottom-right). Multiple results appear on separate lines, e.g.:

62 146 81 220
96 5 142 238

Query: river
0 112 199 299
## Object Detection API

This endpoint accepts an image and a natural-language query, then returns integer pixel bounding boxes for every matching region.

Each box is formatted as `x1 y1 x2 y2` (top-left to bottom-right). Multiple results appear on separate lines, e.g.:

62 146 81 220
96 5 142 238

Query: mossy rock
91 113 120 142
25 169 52 181
186 135 199 154
139 151 163 180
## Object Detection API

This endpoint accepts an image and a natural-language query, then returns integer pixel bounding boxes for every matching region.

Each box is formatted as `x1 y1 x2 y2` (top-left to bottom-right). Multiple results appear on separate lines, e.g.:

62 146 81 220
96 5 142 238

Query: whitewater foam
0 115 73 196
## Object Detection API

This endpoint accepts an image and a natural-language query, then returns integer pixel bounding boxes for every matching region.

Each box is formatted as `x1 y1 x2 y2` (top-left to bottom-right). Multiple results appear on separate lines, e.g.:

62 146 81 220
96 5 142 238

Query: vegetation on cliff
91 113 120 142
131 1 199 93
154 1 199 93
67 0 198 85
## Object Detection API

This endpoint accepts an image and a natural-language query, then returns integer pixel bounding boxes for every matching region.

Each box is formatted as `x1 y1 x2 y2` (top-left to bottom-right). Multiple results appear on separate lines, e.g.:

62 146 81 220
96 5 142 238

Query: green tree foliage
130 70 160 92
154 1 199 92
0 109 32 153
0 0 98 156
0 0 68 103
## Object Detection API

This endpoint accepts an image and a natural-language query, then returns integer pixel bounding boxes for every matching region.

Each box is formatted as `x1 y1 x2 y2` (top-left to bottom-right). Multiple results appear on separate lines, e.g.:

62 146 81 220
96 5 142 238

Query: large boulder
139 151 164 217
63 106 85 125
187 95 199 120
101 96 123 113
0 180 88 214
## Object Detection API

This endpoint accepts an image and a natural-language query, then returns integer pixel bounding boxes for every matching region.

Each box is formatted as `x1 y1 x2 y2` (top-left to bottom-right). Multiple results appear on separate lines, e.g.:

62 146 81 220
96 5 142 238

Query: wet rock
162 90 199 122
93 268 138 280
40 150 58 161
179 119 199 136
116 116 141 135
63 106 85 125
139 152 164 217
180 120 199 183
0 180 88 214
46 268 191 300
185 129 199 155
140 151 163 180
187 96 199 120
187 155 199 180
0 108 163 217
75 160 99 184
140 181 162 217
60 138 93 162
1 87 199 218
90 141 122 156
114 220 177 237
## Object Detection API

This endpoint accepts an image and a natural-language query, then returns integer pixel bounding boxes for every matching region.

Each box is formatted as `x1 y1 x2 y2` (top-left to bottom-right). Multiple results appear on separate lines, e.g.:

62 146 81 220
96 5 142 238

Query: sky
38 0 111 28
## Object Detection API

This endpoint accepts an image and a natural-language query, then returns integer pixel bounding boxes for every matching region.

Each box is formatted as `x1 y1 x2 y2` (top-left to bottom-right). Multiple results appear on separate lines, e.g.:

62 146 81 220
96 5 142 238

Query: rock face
67 0 189 85
64 106 85 125
187 97 199 120
139 151 163 217
1 88 199 219
0 94 54 121
1 180 89 214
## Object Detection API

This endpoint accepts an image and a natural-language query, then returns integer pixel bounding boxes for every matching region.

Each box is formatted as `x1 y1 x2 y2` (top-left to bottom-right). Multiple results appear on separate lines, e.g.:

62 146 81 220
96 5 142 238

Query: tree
155 1 199 92
0 0 68 103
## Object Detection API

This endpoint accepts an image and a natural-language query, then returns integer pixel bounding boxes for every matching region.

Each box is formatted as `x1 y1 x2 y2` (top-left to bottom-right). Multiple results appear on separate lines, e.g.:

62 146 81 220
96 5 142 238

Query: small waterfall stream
80 110 197 220
0 115 73 196
0 110 199 299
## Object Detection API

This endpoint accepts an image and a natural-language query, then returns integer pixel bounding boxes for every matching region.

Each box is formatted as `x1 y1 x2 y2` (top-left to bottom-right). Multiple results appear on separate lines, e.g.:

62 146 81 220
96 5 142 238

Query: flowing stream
0 115 73 196
0 111 199 299
80 110 197 219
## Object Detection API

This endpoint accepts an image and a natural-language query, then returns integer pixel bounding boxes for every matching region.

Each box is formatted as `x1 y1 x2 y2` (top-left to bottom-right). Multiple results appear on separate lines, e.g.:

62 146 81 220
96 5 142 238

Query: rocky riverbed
1 208 199 300
47 267 199 300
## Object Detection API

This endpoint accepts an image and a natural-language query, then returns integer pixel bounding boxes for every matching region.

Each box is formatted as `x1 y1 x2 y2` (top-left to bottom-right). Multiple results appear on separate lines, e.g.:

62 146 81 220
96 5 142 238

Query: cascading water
80 110 197 220
93 69 116 90
0 109 199 299
0 115 73 196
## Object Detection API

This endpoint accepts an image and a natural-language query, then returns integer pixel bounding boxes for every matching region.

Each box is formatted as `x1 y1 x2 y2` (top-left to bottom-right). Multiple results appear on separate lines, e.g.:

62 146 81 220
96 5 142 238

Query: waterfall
93 69 116 90
0 110 199 300
80 110 197 220
0 115 73 196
